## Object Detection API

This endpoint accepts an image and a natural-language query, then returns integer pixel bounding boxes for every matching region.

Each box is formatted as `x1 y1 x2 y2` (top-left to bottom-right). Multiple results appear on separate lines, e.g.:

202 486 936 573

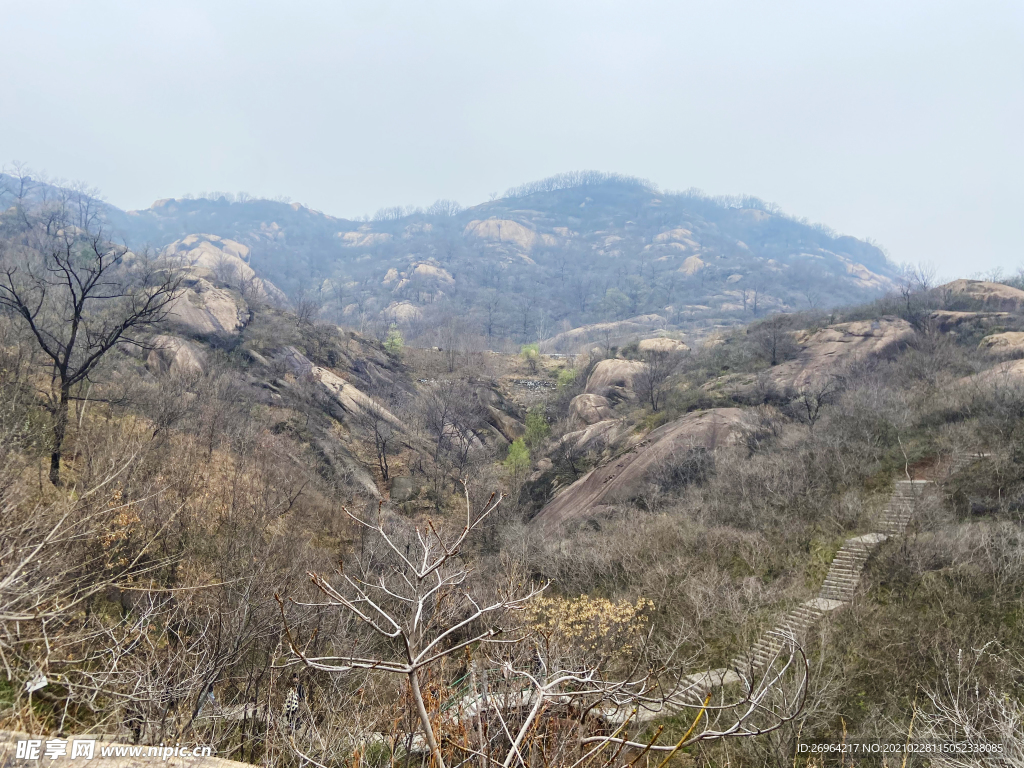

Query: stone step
824 574 860 584
826 565 863 573
827 563 864 573
844 537 885 549
823 572 860 582
827 571 863 580
830 562 867 572
831 561 872 573
822 579 858 590
820 586 857 595
793 604 828 617
820 582 857 593
822 579 859 590
819 591 854 602
822 577 859 587
833 550 871 560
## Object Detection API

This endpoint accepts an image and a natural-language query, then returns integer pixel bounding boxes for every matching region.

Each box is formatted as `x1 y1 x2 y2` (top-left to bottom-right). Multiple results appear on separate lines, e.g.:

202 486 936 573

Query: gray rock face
559 418 630 457
163 234 288 306
979 331 1024 356
534 408 746 528
637 337 689 353
569 393 616 426
928 310 1010 333
585 359 646 400
145 335 205 377
767 317 914 391
165 274 248 337
938 279 1024 312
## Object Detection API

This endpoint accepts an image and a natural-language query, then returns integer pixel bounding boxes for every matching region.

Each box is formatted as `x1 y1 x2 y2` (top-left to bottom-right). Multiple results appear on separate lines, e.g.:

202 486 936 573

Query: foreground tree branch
0 200 182 484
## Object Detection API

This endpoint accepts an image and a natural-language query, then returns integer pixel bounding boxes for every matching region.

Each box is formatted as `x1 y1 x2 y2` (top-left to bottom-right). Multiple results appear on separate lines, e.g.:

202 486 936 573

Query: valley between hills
2 171 1023 766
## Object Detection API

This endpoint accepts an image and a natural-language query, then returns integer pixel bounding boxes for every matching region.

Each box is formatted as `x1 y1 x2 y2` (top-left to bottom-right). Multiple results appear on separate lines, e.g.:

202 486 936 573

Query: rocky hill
527 279 1024 529
3 172 898 350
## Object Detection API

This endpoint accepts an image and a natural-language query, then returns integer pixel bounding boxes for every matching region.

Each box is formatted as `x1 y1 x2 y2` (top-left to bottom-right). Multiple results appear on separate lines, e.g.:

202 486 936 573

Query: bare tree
283 486 810 768
417 380 485 499
751 314 797 366
573 276 591 314
437 313 468 373
286 486 542 768
480 288 504 344
516 294 537 341
787 374 843 433
0 208 182 484
354 379 406 482
295 292 322 326
896 261 938 325
634 348 682 411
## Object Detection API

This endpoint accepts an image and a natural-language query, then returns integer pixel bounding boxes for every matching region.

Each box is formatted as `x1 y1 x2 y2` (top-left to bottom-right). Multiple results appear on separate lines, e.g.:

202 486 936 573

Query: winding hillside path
622 453 985 723
728 480 927 676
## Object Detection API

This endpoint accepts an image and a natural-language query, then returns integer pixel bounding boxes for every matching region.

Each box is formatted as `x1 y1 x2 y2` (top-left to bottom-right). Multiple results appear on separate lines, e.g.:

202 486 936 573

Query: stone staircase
878 479 928 536
948 451 990 475
730 479 928 675
616 454 987 724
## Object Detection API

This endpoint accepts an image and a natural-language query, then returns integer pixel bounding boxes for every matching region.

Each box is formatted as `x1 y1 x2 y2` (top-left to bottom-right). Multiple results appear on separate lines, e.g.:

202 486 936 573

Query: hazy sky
2 1 1021 277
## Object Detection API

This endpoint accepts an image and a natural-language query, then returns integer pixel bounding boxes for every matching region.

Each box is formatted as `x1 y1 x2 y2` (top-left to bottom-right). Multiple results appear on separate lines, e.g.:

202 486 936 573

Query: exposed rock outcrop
965 359 1024 386
165 274 249 337
383 300 423 323
928 310 1011 333
558 418 630 457
679 255 705 275
937 279 1024 312
585 359 647 400
464 219 540 251
411 263 454 284
569 394 616 426
979 332 1024 356
279 347 403 429
163 234 287 305
540 314 668 353
145 335 205 377
638 337 689 354
534 408 746 527
767 317 914 391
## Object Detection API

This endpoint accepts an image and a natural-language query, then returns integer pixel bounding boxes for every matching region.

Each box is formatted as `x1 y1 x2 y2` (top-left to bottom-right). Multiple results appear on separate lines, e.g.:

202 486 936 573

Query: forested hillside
2 170 897 353
3 174 1022 767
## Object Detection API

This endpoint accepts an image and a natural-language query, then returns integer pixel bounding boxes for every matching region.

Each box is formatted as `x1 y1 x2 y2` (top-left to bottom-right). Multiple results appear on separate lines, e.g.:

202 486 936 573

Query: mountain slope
3 171 898 349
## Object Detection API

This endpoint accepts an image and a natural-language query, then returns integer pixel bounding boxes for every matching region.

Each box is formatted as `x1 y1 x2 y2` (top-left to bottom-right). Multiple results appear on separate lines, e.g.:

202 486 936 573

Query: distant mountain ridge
1 171 897 349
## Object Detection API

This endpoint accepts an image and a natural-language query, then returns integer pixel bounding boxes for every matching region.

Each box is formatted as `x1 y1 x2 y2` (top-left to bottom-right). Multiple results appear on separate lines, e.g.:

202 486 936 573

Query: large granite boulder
638 337 689 354
585 359 647 400
558 418 631 457
767 317 914 391
165 274 248 337
534 408 746 528
979 332 1024 356
163 234 288 306
937 279 1024 312
928 310 1012 334
569 394 616 426
145 335 205 377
